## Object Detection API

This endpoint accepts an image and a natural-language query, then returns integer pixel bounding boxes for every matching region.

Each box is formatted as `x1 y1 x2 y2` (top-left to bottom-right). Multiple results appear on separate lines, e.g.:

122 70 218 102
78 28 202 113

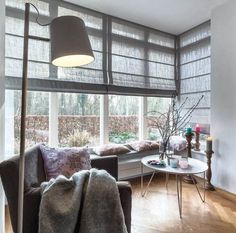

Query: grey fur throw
39 169 128 233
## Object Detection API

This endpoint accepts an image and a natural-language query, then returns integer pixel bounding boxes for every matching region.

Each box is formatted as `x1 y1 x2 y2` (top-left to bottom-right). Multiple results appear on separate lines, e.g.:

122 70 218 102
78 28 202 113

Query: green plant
67 130 91 147
109 132 138 144
148 131 158 141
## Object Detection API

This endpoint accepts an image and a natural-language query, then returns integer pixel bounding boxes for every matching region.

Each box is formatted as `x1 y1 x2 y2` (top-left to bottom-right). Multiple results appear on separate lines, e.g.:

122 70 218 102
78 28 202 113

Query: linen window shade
108 18 176 97
5 0 107 94
5 0 177 97
178 21 211 133
5 0 180 99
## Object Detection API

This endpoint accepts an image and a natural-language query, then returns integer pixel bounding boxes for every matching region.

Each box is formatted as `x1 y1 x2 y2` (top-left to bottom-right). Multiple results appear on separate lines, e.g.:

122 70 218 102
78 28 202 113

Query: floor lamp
18 3 94 233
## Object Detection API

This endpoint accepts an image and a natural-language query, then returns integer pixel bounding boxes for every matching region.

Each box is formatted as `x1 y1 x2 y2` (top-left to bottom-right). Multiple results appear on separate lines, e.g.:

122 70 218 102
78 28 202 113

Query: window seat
90 149 159 180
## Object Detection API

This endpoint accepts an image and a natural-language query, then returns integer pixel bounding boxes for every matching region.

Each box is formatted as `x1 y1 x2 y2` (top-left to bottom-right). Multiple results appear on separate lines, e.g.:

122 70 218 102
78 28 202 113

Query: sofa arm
117 181 132 233
91 155 118 180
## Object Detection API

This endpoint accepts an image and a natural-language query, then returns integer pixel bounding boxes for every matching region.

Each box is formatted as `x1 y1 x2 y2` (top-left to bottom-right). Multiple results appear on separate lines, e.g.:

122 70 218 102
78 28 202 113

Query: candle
195 124 201 133
186 127 192 134
206 136 213 152
179 158 188 169
170 158 178 168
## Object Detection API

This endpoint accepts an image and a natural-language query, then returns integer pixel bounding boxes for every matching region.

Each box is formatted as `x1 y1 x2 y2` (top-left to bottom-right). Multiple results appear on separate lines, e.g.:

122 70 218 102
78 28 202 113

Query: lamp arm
29 3 51 26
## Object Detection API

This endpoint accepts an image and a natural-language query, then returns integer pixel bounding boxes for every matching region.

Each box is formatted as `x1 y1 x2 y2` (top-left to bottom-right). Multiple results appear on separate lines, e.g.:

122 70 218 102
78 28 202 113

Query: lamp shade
50 16 94 67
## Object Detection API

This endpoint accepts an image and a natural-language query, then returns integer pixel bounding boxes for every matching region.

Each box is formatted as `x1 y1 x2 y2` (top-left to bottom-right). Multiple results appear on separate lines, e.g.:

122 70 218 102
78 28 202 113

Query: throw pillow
40 145 91 180
170 136 187 152
94 144 130 156
129 140 159 152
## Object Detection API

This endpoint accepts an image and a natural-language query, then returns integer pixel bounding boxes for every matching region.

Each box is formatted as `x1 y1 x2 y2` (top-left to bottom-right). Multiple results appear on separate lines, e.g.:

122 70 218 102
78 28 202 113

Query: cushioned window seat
90 149 159 180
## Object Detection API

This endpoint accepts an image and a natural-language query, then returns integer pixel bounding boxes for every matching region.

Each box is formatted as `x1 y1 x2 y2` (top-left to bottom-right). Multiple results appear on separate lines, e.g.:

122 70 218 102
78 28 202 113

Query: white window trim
139 96 147 140
100 94 109 145
49 92 58 147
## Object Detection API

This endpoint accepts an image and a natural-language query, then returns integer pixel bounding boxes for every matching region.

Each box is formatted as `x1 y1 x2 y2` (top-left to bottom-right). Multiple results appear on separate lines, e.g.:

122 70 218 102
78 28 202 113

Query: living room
0 0 236 233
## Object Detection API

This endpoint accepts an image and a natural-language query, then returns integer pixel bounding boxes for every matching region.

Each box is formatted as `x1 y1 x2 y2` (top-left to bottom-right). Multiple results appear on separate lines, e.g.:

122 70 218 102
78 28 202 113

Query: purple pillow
40 145 91 180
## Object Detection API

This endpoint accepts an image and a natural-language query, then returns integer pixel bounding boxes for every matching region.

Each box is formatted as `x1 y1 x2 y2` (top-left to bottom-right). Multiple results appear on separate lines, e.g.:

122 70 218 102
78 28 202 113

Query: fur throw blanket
39 169 128 233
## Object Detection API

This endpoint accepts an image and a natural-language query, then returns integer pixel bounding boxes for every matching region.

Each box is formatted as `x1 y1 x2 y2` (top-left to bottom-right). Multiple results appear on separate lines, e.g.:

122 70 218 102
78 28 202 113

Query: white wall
211 0 236 194
0 0 5 230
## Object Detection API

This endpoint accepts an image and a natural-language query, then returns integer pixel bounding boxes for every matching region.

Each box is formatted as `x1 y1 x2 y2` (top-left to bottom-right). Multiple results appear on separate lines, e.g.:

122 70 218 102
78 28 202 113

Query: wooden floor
131 174 236 233
5 174 236 233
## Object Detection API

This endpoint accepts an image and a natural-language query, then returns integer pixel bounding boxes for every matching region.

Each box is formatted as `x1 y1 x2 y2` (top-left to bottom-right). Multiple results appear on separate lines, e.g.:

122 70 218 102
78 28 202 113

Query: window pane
5 90 49 157
109 95 139 144
58 93 100 147
6 0 49 16
147 97 171 140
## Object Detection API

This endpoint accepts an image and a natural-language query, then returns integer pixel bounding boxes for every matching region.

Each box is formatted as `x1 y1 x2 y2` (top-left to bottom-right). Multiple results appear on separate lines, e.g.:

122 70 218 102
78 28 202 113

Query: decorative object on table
205 137 215 191
183 127 196 183
149 96 204 160
166 141 174 165
194 124 201 151
147 159 166 167
170 158 179 168
179 157 189 169
17 3 94 233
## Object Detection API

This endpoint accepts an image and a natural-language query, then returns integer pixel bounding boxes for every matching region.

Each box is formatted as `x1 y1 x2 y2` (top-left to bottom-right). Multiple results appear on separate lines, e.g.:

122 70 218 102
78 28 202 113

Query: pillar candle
206 136 213 152
195 124 201 133
186 127 192 134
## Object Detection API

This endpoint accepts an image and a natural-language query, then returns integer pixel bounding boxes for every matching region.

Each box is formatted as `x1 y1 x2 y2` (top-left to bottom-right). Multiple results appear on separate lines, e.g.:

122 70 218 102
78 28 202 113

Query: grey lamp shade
50 16 94 67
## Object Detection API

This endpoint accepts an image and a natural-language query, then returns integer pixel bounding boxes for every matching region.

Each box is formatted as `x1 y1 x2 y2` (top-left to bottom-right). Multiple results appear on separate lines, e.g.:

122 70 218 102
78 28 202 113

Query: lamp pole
17 3 30 233
17 3 94 232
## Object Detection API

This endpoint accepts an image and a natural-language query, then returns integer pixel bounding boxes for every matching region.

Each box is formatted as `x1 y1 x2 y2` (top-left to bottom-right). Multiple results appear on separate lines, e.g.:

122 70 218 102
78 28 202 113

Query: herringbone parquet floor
5 174 236 233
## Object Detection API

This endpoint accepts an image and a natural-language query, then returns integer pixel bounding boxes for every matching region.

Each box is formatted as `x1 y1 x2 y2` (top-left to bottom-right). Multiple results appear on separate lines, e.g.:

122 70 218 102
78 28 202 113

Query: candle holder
205 150 215 191
183 132 197 184
185 132 194 158
194 131 200 151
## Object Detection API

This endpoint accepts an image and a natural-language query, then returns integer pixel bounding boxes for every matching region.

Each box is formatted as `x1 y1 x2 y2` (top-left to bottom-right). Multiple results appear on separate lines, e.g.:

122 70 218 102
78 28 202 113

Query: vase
159 140 172 160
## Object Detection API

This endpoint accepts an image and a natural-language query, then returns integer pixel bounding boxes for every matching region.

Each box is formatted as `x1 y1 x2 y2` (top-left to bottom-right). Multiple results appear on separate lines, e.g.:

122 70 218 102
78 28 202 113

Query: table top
141 155 208 175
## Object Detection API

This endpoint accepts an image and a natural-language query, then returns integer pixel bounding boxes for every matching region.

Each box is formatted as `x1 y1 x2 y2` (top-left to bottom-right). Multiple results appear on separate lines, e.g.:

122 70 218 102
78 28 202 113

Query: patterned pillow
40 145 91 180
94 144 130 156
129 140 159 152
170 136 187 152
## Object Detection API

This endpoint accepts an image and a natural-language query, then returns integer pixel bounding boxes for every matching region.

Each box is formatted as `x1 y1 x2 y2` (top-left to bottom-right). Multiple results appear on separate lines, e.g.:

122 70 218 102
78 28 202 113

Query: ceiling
66 0 229 34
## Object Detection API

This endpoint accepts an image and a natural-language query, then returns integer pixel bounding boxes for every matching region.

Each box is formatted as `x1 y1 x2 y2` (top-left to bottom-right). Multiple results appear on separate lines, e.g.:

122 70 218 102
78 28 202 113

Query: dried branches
149 95 204 150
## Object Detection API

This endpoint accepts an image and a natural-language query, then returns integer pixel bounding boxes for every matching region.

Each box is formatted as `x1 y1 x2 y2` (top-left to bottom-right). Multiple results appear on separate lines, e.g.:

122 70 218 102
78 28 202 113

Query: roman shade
5 0 177 97
107 17 177 97
178 21 211 132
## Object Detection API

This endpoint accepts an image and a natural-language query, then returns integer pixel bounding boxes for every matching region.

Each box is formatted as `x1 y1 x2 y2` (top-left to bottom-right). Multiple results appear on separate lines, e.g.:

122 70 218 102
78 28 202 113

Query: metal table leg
141 171 155 197
190 172 206 203
176 175 183 218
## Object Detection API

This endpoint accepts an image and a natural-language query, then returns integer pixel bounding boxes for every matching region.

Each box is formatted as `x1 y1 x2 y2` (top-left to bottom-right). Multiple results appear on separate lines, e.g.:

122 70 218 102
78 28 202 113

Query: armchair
0 145 132 233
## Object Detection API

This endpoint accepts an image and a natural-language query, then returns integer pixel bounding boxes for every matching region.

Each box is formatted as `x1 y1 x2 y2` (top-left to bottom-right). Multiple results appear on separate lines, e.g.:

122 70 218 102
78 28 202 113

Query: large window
4 0 211 157
58 93 100 147
147 97 171 140
4 89 171 157
5 90 49 156
109 95 139 144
